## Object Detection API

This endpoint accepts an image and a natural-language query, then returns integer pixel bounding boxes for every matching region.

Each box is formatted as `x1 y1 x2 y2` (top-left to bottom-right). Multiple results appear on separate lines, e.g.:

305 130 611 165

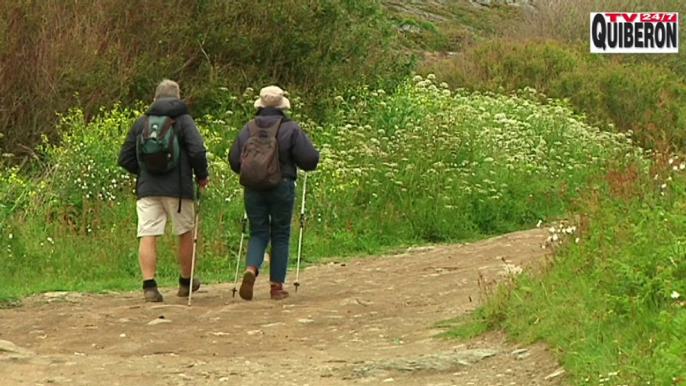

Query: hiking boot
270 283 289 300
239 271 256 301
177 277 201 297
144 287 163 302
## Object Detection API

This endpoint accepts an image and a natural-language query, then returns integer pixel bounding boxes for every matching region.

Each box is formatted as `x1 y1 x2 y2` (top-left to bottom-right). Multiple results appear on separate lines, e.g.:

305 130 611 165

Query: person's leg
239 188 270 300
266 179 296 299
164 197 201 297
136 197 167 302
139 237 156 280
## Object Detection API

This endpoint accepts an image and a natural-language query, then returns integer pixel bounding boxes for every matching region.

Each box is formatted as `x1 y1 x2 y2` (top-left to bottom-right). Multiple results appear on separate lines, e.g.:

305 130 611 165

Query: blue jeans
244 178 295 283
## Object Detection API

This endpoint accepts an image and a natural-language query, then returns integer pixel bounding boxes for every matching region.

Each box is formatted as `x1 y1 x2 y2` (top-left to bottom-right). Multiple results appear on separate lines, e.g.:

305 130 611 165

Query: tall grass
447 151 686 384
420 37 686 152
0 76 639 299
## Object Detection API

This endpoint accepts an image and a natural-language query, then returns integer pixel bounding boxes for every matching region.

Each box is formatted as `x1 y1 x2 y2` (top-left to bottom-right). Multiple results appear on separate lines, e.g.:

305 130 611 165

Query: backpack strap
161 116 176 139
168 118 183 213
247 119 260 137
142 117 150 137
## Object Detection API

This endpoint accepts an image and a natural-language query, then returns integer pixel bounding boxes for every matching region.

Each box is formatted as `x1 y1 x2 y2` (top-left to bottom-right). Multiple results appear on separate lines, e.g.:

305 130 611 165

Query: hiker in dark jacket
228 85 319 301
117 79 210 303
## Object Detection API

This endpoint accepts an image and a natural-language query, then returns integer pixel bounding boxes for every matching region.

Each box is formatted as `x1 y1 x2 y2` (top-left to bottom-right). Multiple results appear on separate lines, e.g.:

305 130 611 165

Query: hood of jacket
146 97 189 118
254 107 292 127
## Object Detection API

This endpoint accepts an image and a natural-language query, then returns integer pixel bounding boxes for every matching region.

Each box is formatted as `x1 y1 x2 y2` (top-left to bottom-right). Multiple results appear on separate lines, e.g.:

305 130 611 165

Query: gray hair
154 79 181 99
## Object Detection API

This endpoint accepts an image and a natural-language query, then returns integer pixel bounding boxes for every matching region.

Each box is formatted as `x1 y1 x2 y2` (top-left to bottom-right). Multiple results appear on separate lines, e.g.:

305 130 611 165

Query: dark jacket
228 107 319 180
117 98 209 200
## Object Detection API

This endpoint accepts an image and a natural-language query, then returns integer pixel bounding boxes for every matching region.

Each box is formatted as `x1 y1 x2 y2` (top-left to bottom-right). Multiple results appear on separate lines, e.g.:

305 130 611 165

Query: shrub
419 38 686 151
504 0 686 76
0 0 413 155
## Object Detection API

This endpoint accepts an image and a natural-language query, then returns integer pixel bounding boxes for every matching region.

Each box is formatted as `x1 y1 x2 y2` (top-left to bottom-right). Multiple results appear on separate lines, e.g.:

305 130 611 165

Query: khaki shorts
136 196 195 237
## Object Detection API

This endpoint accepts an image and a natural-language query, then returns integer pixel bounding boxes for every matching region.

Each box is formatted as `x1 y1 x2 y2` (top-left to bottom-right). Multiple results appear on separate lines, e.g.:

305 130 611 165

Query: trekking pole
231 211 248 298
294 172 308 293
188 186 202 306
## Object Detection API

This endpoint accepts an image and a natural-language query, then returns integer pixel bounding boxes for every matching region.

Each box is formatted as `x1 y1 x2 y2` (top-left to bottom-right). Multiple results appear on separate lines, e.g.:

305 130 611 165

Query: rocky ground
0 228 565 386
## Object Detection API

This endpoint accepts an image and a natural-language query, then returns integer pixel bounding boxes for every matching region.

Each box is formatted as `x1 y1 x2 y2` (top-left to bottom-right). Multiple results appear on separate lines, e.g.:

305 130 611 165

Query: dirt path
0 228 565 386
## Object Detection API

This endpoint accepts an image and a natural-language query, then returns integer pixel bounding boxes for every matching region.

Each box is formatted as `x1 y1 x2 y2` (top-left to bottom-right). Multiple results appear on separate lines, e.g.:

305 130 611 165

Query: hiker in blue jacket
228 85 319 300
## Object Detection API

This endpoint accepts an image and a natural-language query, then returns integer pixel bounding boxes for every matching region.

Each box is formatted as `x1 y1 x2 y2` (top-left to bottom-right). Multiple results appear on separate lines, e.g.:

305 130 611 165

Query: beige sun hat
254 85 291 110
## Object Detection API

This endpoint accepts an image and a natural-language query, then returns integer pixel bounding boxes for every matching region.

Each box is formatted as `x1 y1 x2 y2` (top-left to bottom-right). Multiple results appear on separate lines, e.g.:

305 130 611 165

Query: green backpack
136 115 181 174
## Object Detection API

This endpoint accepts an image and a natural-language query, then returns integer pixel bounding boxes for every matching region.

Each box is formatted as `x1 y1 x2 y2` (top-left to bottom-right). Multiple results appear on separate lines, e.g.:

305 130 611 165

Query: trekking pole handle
240 212 248 233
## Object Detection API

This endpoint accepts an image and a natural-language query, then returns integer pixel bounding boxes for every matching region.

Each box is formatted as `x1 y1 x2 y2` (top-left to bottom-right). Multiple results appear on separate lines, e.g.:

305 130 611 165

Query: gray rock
515 352 531 360
147 318 171 326
0 340 29 354
511 348 528 356
346 349 498 378
545 368 566 379
0 340 34 361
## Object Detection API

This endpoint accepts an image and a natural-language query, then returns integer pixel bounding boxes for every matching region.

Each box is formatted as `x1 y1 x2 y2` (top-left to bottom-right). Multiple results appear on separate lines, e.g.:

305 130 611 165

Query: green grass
441 157 686 384
0 295 21 309
0 76 637 300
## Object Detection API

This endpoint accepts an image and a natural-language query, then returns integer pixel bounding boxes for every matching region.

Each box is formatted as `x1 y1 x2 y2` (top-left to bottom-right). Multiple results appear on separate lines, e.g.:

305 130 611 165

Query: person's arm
291 124 320 171
228 125 248 174
180 116 209 181
117 119 142 175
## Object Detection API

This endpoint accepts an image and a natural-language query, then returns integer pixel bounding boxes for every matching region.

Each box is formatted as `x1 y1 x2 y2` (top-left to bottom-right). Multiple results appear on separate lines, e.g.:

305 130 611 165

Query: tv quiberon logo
590 12 679 53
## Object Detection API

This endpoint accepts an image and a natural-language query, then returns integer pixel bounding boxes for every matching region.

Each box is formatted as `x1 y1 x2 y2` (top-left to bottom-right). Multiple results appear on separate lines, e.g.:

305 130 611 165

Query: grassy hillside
411 0 686 384
2 0 686 383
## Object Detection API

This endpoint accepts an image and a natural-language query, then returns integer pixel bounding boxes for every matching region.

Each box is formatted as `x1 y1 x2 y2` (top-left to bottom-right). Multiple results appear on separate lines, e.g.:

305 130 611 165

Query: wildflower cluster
538 220 579 250
309 75 642 235
38 104 143 209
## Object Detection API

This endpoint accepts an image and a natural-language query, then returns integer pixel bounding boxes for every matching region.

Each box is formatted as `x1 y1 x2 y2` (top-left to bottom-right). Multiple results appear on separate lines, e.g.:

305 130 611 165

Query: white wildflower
672 291 681 299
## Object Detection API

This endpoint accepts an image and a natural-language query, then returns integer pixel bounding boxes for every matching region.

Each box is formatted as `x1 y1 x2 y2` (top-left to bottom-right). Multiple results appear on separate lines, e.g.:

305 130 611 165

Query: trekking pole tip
294 281 300 292
231 287 237 298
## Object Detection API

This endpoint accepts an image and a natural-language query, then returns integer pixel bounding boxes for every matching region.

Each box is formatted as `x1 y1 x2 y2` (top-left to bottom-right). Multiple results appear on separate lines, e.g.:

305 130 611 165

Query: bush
0 77 640 298
504 0 686 77
419 38 686 151
0 0 413 155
